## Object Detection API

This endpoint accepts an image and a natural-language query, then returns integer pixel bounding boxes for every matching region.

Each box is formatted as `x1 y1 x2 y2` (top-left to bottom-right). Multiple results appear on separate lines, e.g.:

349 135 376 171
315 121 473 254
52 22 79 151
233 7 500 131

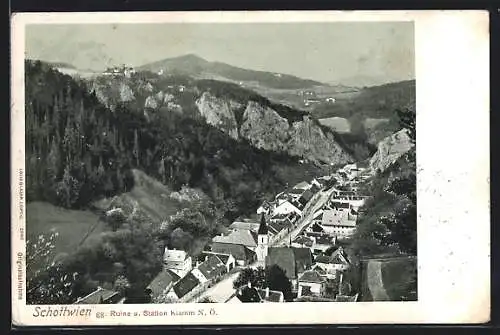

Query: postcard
11 10 489 326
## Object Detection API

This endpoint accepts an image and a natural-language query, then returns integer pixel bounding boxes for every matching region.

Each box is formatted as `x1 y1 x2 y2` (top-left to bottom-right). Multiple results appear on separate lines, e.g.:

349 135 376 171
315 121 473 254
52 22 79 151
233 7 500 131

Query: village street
273 186 337 246
187 185 338 303
191 266 253 303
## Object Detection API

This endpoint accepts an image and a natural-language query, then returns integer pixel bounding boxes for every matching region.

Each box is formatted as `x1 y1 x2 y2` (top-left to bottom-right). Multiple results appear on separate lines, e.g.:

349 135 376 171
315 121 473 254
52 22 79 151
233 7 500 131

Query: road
366 261 389 301
191 271 242 303
273 186 336 246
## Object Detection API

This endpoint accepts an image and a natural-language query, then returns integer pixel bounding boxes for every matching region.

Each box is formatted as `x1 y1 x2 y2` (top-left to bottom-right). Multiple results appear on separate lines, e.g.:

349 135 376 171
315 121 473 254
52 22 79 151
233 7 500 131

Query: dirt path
366 261 389 301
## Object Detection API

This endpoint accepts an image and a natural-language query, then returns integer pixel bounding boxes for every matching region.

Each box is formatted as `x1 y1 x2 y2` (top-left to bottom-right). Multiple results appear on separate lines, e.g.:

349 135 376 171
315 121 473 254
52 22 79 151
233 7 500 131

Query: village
74 162 372 305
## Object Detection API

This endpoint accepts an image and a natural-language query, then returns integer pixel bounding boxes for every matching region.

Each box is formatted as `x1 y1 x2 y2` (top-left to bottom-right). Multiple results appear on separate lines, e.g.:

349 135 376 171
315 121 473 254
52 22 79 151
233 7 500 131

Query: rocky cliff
195 92 241 140
197 95 354 165
369 129 414 173
88 77 355 166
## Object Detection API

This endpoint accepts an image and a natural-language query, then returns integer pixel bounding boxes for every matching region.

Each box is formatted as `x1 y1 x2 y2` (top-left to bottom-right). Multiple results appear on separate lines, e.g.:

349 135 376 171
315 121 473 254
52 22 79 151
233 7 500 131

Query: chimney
265 287 270 298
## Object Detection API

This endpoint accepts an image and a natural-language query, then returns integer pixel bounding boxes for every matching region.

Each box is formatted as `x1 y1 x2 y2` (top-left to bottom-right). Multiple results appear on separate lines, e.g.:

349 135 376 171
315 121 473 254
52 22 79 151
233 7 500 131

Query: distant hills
312 79 416 120
137 54 326 90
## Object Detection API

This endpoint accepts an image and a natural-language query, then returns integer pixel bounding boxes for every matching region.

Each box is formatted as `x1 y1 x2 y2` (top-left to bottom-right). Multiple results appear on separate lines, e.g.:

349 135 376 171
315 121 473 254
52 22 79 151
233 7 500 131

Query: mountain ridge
137 54 327 89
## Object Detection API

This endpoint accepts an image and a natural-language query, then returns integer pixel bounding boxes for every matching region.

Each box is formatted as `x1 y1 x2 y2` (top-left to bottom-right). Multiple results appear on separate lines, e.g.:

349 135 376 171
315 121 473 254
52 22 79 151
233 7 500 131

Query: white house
293 181 312 191
163 248 192 277
191 254 227 284
311 178 323 189
297 270 327 298
201 251 236 273
314 246 351 275
272 200 302 218
320 209 357 238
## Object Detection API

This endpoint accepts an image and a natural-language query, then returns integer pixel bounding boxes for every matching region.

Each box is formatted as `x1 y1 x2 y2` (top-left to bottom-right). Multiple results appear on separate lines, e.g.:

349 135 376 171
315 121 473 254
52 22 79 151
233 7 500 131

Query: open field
318 117 351 133
26 201 106 259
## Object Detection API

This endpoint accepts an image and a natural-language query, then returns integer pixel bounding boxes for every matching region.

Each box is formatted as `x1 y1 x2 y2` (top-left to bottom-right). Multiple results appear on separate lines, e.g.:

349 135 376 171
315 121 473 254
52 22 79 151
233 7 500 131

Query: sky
25 22 415 87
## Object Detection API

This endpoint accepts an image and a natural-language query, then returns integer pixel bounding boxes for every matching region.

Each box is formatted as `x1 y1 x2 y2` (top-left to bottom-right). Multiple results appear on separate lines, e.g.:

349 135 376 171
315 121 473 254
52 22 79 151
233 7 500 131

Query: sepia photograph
23 20 416 306
11 10 489 326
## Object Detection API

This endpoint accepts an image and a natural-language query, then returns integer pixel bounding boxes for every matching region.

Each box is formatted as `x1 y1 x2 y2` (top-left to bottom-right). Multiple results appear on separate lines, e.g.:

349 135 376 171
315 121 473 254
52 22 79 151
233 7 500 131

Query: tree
55 165 80 208
169 227 194 251
233 267 266 289
396 108 416 144
232 265 293 301
114 275 131 295
133 129 140 167
264 265 293 301
199 296 215 303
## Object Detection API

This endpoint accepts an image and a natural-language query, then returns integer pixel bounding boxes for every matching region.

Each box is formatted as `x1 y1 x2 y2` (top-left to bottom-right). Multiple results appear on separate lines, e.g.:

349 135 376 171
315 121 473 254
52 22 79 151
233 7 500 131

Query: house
210 242 256 266
212 229 258 250
74 287 122 304
311 178 323 189
201 251 236 272
292 235 315 251
272 200 302 218
268 218 292 244
314 246 351 275
192 254 228 284
306 222 326 234
256 200 275 215
165 271 201 302
297 189 314 208
319 209 357 237
145 269 181 302
226 283 285 303
265 247 313 289
229 220 261 233
310 263 332 279
293 181 312 191
312 234 337 254
297 270 327 298
270 212 297 225
163 248 192 277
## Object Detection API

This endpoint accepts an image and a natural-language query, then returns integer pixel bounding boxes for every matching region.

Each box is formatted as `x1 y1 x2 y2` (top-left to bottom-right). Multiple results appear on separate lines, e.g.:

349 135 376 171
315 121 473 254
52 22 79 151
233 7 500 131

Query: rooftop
146 269 181 298
74 287 120 304
211 242 256 262
197 254 226 280
229 221 260 232
164 248 189 262
293 181 311 190
212 229 258 248
321 210 357 227
293 235 314 247
256 288 284 302
173 271 200 299
298 270 326 284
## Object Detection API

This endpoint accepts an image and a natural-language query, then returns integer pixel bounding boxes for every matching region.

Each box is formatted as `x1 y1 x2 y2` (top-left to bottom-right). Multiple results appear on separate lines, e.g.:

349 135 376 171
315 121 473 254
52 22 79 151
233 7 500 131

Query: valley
24 56 416 305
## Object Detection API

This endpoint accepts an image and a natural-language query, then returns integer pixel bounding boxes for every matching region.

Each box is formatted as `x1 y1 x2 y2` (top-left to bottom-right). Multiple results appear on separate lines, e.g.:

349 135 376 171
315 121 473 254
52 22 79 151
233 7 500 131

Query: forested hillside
350 108 417 301
25 60 331 304
26 59 318 217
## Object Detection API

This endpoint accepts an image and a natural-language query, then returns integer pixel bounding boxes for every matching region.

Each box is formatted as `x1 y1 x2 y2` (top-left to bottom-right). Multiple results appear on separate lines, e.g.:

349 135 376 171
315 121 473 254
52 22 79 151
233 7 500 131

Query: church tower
256 213 269 266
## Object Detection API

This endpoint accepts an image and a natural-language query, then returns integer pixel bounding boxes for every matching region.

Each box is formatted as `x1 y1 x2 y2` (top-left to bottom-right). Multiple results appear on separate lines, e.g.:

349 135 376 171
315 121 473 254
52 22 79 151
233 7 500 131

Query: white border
11 10 490 326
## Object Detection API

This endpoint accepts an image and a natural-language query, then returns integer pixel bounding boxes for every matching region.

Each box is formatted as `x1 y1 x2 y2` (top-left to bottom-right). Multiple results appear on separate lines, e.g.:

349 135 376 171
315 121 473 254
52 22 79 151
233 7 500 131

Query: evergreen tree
55 165 80 208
